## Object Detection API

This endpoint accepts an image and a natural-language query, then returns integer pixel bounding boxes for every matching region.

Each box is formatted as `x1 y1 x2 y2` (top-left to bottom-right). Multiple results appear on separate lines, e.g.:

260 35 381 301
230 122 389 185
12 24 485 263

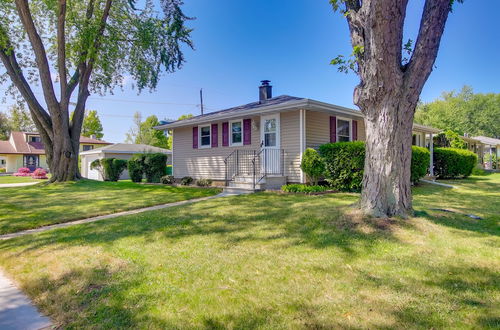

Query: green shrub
160 175 175 184
281 184 329 193
196 178 212 187
319 142 431 191
300 148 326 185
318 141 365 192
127 157 143 183
411 146 430 184
472 165 487 176
484 153 498 169
433 148 477 179
180 176 193 185
142 153 168 183
92 158 127 181
0 168 6 173
166 165 173 175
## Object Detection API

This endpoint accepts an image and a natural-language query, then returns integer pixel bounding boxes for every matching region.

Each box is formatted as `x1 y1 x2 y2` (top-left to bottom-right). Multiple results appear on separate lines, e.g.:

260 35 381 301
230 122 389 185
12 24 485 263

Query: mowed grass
0 175 40 184
0 179 220 234
0 175 498 328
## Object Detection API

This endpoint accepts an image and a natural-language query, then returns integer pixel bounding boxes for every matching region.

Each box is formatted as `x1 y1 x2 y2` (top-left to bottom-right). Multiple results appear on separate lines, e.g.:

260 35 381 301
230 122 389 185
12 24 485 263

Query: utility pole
199 88 204 115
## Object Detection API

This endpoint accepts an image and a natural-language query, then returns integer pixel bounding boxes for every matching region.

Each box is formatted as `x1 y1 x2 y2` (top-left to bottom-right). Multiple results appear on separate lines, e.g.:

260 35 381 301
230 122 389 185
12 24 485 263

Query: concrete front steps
223 175 286 194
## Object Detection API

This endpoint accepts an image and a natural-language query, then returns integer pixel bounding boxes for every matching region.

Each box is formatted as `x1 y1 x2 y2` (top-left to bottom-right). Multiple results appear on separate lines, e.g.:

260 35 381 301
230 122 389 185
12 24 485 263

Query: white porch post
299 109 306 183
429 133 434 177
489 145 493 169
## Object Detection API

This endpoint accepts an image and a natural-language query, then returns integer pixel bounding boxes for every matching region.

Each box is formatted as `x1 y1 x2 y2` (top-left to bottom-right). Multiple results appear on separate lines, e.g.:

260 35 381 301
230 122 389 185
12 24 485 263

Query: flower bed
12 167 48 179
32 168 48 179
12 167 32 177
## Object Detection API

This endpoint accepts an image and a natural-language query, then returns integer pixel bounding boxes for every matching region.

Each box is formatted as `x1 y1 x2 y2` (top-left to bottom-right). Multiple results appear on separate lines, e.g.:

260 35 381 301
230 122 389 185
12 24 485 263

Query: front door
24 155 39 172
260 114 281 174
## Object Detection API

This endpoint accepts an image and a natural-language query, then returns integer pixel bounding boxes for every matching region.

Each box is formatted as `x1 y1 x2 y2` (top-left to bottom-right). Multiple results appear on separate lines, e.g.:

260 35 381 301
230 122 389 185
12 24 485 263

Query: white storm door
260 114 281 174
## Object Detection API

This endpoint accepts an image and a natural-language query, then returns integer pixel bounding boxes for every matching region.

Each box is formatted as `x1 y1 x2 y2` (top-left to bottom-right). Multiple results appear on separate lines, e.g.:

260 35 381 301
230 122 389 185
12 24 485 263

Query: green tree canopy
415 86 500 138
82 110 104 139
7 105 36 132
125 112 169 149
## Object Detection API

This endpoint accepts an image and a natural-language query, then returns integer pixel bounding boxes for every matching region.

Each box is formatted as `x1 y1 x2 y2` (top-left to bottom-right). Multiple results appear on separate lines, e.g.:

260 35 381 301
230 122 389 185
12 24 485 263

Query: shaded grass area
0 175 40 184
0 180 220 234
0 175 498 328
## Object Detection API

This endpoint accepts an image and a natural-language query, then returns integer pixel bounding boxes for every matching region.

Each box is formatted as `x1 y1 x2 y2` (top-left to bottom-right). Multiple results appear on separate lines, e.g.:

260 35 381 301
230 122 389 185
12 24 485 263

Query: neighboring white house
80 143 172 181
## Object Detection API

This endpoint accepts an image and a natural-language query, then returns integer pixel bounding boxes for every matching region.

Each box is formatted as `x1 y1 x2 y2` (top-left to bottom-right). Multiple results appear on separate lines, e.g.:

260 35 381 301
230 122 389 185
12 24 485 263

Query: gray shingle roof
169 95 304 125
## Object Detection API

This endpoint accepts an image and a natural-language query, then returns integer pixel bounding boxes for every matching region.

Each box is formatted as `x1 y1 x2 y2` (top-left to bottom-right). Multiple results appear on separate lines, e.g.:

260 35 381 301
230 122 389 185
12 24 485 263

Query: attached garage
80 143 172 181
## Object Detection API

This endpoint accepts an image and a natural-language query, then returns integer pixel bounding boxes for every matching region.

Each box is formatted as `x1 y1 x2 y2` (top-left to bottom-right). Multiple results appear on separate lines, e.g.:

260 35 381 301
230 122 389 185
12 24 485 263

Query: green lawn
0 175 40 184
0 179 220 234
0 175 498 328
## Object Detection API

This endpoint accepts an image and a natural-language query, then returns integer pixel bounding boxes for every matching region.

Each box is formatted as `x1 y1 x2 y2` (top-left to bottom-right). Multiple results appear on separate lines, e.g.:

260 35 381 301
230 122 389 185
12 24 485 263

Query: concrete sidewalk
0 270 51 330
0 192 236 241
0 182 39 188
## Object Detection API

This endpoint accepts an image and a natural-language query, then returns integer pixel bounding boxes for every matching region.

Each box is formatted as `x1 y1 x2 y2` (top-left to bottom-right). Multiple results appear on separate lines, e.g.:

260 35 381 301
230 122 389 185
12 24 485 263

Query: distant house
0 131 111 173
155 81 441 190
472 136 500 169
80 143 172 181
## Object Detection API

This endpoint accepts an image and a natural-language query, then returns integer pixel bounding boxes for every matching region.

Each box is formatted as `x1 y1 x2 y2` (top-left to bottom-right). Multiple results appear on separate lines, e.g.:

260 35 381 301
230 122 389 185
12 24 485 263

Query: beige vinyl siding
172 116 260 180
280 111 301 183
305 110 365 149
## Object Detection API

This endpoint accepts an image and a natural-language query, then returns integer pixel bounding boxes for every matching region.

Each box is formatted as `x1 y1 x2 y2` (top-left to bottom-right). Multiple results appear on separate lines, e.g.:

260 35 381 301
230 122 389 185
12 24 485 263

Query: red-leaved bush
13 167 32 176
32 168 48 179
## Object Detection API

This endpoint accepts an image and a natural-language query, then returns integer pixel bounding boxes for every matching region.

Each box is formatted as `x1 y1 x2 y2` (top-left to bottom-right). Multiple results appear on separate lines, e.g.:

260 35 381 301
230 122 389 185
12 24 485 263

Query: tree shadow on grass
0 193 410 259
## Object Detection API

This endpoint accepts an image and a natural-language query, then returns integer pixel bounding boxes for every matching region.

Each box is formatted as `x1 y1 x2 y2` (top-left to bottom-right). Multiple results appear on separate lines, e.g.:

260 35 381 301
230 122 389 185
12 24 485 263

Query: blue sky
2 0 499 142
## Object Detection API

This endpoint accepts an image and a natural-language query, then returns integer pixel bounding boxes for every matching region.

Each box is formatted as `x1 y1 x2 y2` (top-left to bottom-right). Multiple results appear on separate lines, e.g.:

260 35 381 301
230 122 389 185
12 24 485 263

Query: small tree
434 130 466 149
301 148 325 185
82 110 104 139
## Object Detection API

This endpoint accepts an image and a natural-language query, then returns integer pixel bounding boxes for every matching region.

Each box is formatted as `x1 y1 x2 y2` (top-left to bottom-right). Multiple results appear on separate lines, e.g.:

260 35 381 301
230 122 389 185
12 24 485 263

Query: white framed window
199 125 211 148
230 120 243 146
337 117 351 142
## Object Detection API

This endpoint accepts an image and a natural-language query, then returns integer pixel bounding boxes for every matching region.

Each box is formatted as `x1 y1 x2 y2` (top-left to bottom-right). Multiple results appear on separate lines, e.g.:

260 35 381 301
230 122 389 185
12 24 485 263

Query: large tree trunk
360 100 415 217
335 0 453 217
46 133 81 182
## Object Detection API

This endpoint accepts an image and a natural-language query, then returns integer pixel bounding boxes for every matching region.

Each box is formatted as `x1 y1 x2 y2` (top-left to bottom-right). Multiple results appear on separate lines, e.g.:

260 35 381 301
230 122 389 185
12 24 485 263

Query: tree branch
0 25 52 134
14 0 60 112
404 0 451 104
71 0 113 140
57 0 68 103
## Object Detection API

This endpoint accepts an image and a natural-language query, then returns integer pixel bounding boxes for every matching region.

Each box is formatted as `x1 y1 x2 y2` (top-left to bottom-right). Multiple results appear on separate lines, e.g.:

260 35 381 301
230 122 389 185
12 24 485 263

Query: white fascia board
156 99 365 130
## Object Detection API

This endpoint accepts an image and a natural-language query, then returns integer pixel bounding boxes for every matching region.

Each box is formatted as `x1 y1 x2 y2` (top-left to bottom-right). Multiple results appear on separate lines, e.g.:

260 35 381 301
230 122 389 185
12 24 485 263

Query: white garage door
84 155 102 180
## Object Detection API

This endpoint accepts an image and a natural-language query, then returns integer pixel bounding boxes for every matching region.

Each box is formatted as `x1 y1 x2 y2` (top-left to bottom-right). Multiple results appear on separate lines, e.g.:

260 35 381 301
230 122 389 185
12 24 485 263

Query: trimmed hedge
300 148 325 185
92 158 127 181
143 153 168 183
318 142 431 192
433 147 477 179
318 141 365 192
127 157 143 183
281 184 328 193
126 153 168 183
411 146 430 184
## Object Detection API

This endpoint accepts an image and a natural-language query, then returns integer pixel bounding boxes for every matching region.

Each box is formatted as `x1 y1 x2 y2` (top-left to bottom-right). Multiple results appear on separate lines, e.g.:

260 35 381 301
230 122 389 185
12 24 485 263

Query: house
0 131 111 173
80 143 172 181
471 136 500 169
156 81 441 190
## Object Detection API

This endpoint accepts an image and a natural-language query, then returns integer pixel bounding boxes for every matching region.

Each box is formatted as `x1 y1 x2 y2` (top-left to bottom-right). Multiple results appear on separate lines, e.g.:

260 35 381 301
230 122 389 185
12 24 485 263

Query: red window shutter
330 116 337 143
222 122 229 146
352 120 358 141
211 123 218 147
192 126 198 149
243 119 251 145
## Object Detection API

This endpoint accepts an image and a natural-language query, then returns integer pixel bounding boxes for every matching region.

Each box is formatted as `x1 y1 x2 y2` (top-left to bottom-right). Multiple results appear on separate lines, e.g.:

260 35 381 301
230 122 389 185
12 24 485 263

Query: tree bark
338 0 452 217
360 98 415 217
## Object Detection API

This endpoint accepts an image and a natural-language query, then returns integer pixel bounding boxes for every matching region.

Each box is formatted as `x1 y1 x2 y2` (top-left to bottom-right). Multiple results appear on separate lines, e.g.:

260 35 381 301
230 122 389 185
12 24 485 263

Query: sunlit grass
0 175 40 184
0 179 220 234
0 175 498 328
